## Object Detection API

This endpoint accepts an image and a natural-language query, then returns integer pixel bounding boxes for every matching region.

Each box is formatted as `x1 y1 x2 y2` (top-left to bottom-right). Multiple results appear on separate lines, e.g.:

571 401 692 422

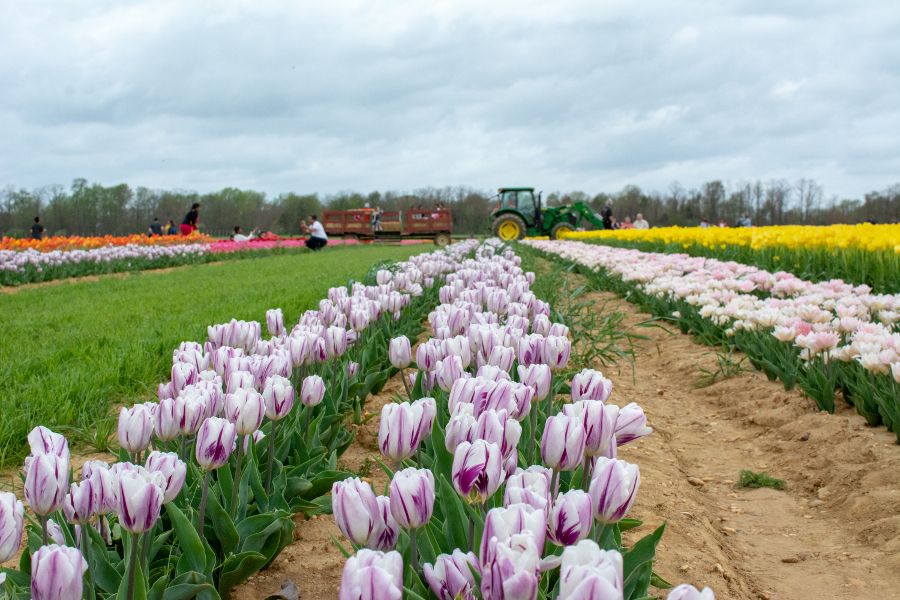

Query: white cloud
0 0 898 198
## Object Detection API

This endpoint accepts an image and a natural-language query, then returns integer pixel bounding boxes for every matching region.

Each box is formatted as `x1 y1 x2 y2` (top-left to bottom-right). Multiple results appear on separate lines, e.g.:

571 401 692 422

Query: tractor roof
498 187 535 192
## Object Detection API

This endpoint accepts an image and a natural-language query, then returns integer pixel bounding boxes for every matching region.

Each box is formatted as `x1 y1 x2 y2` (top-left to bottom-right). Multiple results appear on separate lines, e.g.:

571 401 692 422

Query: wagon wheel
433 233 451 247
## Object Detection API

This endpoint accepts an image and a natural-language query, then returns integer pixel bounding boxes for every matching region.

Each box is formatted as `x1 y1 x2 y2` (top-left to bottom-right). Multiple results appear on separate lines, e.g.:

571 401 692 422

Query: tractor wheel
433 233 451 247
493 214 526 241
550 222 575 240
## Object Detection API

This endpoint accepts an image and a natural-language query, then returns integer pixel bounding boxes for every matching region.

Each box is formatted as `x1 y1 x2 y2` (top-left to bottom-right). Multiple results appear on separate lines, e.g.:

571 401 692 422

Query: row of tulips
525 240 900 440
0 233 212 253
331 240 714 600
0 239 483 598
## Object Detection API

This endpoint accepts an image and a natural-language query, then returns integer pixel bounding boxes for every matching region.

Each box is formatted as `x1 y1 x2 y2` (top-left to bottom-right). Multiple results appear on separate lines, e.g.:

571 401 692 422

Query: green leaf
618 518 643 532
650 570 674 589
218 551 268 598
116 556 148 600
162 583 221 600
207 491 239 555
166 502 207 574
623 523 666 600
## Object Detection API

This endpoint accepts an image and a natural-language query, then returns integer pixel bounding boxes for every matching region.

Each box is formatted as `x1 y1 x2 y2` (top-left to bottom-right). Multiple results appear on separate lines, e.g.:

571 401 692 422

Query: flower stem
581 455 593 492
400 368 412 401
265 418 278 494
197 470 210 544
79 524 96 599
125 532 140 600
39 515 47 546
409 527 418 575
549 468 560 501
467 518 475 553
529 401 538 464
229 437 246 518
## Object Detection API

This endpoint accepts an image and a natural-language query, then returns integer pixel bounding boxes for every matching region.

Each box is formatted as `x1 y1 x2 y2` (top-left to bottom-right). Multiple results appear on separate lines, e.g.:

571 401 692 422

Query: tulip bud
195 417 237 470
570 369 614 403
480 503 546 564
338 549 404 600
263 375 295 420
154 397 180 441
171 362 198 393
300 375 326 407
332 478 385 547
548 490 593 547
370 496 399 551
542 335 571 371
563 400 618 458
451 440 504 504
25 454 68 516
474 409 521 464
615 403 653 446
531 314 551 336
145 451 187 503
0 492 25 562
517 334 545 367
226 369 255 394
389 336 412 369
504 466 552 511
175 393 206 436
27 426 70 464
389 468 435 529
541 415 586 472
46 519 65 546
31 544 87 600
225 389 266 436
476 364 511 382
378 400 431 461
549 323 570 337
83 461 117 514
435 355 465 392
442 335 472 369
118 405 153 454
324 326 348 358
116 469 164 533
445 404 476 452
415 342 440 371
480 533 541 600
266 308 286 337
157 381 175 401
667 585 717 600
589 457 640 524
486 345 516 372
517 364 552 401
63 479 95 524
424 550 480 600
558 540 623 600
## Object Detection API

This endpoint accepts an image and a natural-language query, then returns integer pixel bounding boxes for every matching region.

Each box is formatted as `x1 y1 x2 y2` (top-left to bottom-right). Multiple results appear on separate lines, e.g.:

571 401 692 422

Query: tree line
1 177 897 238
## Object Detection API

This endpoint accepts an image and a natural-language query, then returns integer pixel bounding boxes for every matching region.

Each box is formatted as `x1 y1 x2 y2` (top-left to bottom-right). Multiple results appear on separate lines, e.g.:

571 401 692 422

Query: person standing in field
148 217 163 236
31 216 45 240
181 203 200 235
633 213 649 229
738 213 752 227
302 215 328 251
166 220 178 235
601 202 613 229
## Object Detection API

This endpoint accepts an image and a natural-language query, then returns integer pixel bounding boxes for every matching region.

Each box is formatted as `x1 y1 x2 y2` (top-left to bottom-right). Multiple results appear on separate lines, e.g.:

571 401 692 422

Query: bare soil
234 291 900 600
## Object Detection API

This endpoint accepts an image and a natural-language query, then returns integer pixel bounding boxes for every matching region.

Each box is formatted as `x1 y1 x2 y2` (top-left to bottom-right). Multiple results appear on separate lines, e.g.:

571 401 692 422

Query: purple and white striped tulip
480 503 547 564
517 334 544 367
451 440 505 504
667 585 717 600
145 451 187 503
266 308 286 337
0 492 24 562
25 454 68 516
517 364 552 401
480 533 541 600
339 549 403 600
332 478 385 547
324 325 348 358
31 544 87 600
474 409 522 464
542 335 571 371
531 314 551 336
370 496 399 551
175 393 206 436
82 461 117 514
46 519 66 546
541 414 586 472
445 404 476 452
171 362 199 393
226 369 255 394
486 345 516 372
301 375 326 407
27 426 70 464
615 403 653 446
558 540 623 600
378 400 431 461
547 490 594 547
434 355 465 392
415 342 440 371
224 389 266 436
388 336 412 369
116 469 165 533
389 468 435 529
476 364 511 382
570 369 614 403
118 404 153 453
154 397 180 441
62 479 95 524
424 550 480 600
564 400 618 458
195 417 237 470
589 457 640 524
263 374 295 420
504 466 553 511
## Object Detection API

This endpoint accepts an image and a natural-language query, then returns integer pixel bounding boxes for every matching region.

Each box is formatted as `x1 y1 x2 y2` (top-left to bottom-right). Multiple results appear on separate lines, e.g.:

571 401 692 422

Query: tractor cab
491 187 542 240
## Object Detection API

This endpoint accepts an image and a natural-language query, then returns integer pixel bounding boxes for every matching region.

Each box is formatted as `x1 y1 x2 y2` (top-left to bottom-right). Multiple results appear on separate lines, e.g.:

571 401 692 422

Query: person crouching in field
301 215 328 250
181 203 200 235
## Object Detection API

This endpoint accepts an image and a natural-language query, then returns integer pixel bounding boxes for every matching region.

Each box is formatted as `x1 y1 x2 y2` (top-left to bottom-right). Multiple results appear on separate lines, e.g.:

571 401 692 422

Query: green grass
0 245 422 467
738 469 786 490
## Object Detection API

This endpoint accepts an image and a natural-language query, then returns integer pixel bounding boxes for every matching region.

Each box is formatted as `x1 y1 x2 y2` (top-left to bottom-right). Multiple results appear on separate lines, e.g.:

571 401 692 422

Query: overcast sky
2 0 898 199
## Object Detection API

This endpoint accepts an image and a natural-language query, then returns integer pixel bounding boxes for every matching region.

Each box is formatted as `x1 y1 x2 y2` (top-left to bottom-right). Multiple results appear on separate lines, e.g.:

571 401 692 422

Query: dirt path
235 291 900 600
603 291 900 600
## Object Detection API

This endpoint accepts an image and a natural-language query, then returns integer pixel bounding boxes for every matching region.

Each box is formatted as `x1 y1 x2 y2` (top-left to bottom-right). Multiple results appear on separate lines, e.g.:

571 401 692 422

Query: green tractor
490 187 606 241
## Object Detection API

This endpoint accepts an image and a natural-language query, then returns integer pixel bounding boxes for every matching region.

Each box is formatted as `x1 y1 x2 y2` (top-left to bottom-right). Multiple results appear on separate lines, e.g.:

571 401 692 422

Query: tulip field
0 238 728 600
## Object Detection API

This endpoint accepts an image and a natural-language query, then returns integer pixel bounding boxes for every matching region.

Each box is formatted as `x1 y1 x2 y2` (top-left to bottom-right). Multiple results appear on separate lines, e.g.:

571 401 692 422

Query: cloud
0 0 898 199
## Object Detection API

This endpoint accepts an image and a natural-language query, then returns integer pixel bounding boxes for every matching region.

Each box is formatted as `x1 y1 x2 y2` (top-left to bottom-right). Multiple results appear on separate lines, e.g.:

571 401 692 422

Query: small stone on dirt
782 556 802 563
687 477 705 487
808 499 825 507
713 563 725 574
799 432 810 441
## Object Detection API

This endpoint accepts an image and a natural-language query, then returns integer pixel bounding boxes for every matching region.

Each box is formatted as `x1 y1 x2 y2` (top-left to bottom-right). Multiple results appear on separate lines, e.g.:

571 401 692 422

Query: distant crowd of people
597 201 757 230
